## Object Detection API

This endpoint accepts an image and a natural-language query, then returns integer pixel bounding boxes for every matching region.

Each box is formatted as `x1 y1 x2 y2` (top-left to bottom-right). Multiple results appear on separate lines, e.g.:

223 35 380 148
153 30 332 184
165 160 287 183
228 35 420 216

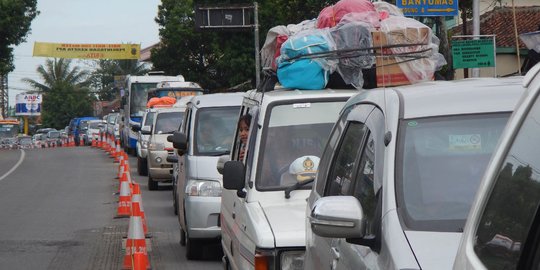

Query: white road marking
0 149 25 182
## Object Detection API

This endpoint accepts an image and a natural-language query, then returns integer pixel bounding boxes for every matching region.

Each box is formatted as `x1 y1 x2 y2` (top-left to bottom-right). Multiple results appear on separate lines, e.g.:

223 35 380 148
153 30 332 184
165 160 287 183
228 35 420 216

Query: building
451 3 540 78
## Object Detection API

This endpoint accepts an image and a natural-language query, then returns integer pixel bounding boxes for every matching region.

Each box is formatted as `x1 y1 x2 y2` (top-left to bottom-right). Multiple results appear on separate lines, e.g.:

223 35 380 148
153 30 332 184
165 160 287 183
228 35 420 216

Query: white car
304 77 525 270
453 65 540 269
170 92 243 260
221 89 356 269
136 109 156 176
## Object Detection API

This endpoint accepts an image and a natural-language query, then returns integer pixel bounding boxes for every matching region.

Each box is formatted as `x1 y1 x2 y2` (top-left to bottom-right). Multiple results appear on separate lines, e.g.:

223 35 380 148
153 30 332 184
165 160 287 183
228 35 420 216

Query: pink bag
317 0 376 29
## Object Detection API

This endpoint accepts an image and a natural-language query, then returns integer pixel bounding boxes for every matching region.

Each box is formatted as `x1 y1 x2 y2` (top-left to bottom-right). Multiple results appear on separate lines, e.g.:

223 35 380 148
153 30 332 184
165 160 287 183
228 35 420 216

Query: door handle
232 212 236 219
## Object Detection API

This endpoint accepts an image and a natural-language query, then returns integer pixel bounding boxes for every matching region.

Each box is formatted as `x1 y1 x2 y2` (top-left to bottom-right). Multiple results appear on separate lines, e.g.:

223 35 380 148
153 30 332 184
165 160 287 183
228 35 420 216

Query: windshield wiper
284 179 315 199
207 151 230 156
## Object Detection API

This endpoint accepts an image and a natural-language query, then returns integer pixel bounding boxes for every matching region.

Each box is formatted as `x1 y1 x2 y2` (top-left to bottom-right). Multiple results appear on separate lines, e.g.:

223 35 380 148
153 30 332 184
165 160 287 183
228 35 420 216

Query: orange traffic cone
131 185 149 237
122 216 150 269
116 181 131 218
133 251 149 270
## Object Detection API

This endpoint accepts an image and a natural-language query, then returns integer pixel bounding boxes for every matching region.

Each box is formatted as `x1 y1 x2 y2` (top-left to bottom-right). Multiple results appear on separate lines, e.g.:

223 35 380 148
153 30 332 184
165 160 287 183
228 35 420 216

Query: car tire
186 234 203 260
137 156 148 176
148 175 158 191
180 227 186 246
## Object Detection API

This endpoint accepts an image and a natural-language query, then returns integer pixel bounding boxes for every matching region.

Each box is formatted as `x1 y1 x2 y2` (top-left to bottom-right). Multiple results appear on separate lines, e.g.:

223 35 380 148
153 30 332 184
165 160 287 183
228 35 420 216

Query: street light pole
472 0 480 77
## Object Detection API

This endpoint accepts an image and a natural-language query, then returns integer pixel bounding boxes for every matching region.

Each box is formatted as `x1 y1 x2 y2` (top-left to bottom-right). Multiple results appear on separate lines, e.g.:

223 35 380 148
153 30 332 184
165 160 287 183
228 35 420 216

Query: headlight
280 250 304 270
185 180 222 197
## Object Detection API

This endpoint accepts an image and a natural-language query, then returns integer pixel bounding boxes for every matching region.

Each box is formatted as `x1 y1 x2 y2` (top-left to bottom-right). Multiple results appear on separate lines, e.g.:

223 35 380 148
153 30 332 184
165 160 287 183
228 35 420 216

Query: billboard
16 94 42 116
33 42 140 59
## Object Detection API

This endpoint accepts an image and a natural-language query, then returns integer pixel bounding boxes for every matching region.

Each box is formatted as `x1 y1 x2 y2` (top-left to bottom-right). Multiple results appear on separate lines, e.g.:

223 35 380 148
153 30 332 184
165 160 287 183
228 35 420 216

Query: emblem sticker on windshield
293 103 311 108
407 121 418 127
449 134 481 151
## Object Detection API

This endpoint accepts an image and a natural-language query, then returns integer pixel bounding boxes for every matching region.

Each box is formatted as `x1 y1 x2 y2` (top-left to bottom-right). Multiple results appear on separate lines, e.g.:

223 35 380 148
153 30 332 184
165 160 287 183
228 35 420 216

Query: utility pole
0 74 7 119
472 0 480 77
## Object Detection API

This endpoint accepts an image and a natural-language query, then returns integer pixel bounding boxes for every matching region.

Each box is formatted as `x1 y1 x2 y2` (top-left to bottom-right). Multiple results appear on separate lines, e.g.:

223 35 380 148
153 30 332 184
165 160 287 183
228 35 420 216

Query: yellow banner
33 42 140 59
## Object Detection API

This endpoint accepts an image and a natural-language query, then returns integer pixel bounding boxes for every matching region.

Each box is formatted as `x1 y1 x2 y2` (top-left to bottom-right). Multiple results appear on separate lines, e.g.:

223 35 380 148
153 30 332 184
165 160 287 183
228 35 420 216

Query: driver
197 117 231 152
280 155 320 186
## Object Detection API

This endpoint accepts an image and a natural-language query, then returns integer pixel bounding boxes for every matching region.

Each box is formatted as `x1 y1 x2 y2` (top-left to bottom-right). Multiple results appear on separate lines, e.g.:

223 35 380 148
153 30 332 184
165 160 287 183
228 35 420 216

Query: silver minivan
305 78 524 270
453 65 540 269
170 92 243 260
136 109 156 176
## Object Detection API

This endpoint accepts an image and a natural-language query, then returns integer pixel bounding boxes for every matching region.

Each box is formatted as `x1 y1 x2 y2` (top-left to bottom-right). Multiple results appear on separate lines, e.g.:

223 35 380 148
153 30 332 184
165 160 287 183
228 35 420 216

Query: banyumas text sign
16 94 42 116
452 39 495 69
397 0 458 16
33 42 140 59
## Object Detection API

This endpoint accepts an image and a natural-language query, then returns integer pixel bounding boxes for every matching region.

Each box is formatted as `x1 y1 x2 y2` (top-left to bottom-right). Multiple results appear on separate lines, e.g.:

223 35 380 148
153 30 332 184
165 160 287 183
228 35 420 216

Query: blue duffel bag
277 33 332 90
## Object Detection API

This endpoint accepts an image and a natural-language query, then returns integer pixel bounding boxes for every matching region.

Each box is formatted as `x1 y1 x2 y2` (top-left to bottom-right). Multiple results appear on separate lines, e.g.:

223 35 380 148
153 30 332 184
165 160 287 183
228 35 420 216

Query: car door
222 105 258 270
177 106 193 230
333 108 385 270
307 104 374 270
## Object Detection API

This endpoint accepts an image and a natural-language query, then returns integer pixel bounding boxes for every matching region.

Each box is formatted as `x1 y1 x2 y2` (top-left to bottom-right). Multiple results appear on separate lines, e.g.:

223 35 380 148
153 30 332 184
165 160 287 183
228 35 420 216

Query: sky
7 0 162 107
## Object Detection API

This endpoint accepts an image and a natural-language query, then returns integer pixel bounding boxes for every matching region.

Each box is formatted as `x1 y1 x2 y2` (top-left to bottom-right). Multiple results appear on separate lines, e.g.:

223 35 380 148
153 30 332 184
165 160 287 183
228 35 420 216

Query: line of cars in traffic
123 64 540 270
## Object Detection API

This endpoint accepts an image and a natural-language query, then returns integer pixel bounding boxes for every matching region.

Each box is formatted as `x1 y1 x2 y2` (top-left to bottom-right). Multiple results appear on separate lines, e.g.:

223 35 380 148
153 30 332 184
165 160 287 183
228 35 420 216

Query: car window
256 101 345 190
397 113 510 232
473 97 540 269
325 121 367 196
353 133 377 231
154 112 183 134
143 112 155 127
194 106 240 156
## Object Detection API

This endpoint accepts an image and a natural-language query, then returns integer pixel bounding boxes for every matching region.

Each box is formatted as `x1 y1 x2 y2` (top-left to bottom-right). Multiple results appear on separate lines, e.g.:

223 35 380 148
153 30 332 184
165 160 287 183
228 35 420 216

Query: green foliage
0 0 39 74
41 82 93 129
23 58 94 128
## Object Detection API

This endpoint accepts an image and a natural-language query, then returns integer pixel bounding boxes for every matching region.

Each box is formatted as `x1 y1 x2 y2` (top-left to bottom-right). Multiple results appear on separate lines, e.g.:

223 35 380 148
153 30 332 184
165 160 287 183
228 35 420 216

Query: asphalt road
0 147 221 270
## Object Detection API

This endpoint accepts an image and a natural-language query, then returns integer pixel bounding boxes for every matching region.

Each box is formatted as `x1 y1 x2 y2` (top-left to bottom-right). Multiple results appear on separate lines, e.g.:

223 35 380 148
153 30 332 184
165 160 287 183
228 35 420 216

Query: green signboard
452 39 495 69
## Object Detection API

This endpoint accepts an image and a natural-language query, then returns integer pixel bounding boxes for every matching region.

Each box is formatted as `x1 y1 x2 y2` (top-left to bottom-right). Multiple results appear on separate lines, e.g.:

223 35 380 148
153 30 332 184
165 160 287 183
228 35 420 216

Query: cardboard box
372 28 430 87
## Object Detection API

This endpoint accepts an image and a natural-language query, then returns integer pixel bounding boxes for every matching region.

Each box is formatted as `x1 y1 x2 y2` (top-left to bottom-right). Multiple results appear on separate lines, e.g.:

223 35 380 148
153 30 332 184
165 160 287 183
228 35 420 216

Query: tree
0 0 39 75
87 59 150 101
23 58 93 129
152 0 330 92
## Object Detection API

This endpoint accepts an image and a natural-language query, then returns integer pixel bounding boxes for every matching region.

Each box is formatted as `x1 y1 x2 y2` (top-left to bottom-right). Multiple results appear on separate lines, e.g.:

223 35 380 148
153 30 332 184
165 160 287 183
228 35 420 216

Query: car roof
189 92 244 108
345 77 524 119
244 88 359 104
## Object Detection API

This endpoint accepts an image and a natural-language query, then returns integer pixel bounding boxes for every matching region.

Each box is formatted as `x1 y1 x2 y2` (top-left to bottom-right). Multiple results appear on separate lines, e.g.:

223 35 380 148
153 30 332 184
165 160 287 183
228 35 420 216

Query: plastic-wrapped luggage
276 30 336 90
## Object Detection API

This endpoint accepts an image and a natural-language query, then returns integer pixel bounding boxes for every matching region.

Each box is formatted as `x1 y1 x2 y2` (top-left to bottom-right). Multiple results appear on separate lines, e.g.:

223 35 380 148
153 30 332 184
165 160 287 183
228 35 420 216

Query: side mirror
131 124 141 132
170 132 187 152
216 154 231 175
166 155 178 163
223 161 245 190
166 134 174 143
140 126 151 135
309 196 365 239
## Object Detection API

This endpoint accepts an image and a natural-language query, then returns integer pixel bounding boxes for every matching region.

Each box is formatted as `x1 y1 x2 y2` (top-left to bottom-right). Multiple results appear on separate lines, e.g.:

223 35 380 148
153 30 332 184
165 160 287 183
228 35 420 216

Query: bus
147 81 204 101
0 119 20 139
120 73 203 155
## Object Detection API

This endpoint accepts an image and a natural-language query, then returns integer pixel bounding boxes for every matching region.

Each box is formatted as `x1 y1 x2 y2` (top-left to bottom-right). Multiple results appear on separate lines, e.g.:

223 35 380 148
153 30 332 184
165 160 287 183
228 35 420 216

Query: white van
170 93 243 259
304 78 524 270
221 89 357 270
145 107 186 190
453 65 540 269
136 108 157 176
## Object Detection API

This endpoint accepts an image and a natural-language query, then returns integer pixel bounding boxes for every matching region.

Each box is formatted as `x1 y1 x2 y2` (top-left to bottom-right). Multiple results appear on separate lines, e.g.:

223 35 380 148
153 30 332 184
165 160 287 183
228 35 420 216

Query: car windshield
154 112 183 134
19 138 32 144
107 114 117 124
48 131 60 138
194 106 240 156
131 83 156 117
396 113 510 232
257 101 345 190
89 122 101 129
